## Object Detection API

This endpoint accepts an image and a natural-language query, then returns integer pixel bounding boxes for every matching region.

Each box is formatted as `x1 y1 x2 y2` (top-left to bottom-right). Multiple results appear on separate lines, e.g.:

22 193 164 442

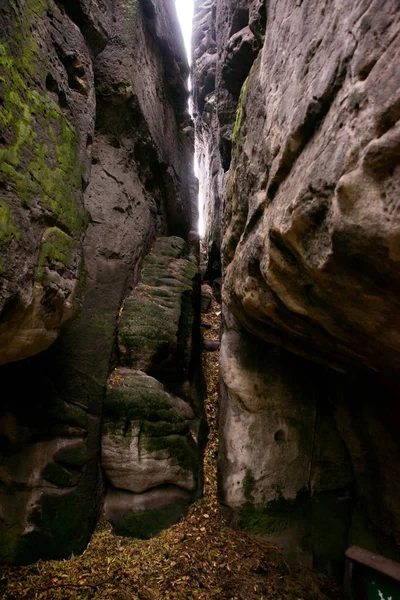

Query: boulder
119 237 199 392
105 487 192 539
201 283 213 313
102 369 199 536
219 308 353 571
102 369 197 495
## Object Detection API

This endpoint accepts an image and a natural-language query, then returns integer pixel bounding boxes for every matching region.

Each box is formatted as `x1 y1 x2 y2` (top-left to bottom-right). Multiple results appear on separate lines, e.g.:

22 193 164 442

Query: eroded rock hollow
193 0 400 573
0 0 204 564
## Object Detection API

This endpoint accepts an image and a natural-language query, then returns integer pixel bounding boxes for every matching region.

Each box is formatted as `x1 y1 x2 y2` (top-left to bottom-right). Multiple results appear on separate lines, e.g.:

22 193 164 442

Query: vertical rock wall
193 0 265 282
193 0 400 573
0 0 201 564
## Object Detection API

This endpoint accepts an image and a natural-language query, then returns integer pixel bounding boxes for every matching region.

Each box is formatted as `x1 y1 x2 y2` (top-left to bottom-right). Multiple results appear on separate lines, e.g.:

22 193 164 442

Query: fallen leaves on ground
0 300 340 600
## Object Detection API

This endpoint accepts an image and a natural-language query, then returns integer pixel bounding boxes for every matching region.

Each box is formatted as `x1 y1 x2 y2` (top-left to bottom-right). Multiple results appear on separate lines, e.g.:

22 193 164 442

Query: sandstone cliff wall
193 0 400 572
0 0 201 564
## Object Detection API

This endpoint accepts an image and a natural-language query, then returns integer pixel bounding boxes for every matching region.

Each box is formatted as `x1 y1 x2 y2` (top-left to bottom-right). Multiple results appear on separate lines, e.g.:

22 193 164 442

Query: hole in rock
248 258 262 279
45 73 59 93
230 8 250 36
274 430 286 445
58 90 68 108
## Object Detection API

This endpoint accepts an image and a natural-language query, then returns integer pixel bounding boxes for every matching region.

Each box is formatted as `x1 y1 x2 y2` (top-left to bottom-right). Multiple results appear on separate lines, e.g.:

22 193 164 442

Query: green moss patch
0 1 86 234
104 376 184 426
35 226 76 282
104 371 197 472
237 488 353 574
238 489 309 537
31 487 98 559
145 433 198 473
232 76 249 152
0 201 19 244
118 236 197 374
0 201 19 272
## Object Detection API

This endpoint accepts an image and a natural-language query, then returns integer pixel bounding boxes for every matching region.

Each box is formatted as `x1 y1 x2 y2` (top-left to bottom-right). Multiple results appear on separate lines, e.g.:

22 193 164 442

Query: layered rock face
102 237 205 537
193 0 400 573
0 0 200 564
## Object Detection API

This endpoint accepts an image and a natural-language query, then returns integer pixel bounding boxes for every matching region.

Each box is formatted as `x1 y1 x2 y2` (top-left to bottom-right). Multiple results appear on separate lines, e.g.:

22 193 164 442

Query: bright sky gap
175 0 205 236
175 0 194 63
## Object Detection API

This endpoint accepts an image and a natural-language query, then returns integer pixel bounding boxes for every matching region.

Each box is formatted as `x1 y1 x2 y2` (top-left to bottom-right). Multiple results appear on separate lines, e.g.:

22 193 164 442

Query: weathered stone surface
58 0 114 56
219 308 353 571
223 0 400 375
119 236 199 393
0 358 97 564
220 308 400 570
201 283 213 313
102 369 198 495
95 0 197 238
193 0 400 572
102 368 200 536
104 236 205 537
0 0 95 364
212 276 222 304
192 1 220 282
0 0 199 564
193 0 266 281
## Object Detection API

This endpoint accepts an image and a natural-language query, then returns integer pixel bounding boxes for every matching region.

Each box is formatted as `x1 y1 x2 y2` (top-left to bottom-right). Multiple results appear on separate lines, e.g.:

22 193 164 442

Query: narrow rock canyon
0 0 399 589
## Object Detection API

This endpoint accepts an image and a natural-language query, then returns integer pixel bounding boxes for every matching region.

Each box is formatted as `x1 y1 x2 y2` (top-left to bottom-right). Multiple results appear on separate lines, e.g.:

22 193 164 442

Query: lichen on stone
35 227 76 282
121 0 140 22
231 76 249 151
0 200 19 272
0 1 86 235
238 489 309 538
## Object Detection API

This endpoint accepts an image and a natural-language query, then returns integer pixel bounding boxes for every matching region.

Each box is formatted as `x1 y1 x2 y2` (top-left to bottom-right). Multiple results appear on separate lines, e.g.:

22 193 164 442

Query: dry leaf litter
0 300 340 599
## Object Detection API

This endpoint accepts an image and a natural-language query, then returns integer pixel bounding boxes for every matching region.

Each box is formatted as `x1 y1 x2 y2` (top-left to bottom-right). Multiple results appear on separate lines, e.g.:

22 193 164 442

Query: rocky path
0 302 339 600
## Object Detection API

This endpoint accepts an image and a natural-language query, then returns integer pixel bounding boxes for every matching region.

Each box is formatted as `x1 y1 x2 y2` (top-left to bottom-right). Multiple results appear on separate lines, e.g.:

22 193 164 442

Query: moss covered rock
102 368 201 537
118 237 198 386
102 368 198 495
0 0 93 364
